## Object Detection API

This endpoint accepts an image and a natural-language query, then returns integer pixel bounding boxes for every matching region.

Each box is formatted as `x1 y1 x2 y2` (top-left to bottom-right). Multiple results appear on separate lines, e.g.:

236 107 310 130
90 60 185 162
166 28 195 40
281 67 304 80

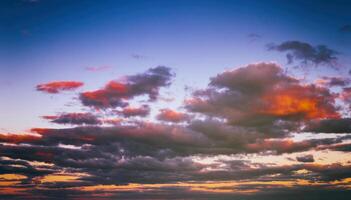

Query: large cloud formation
2 64 351 199
186 62 339 137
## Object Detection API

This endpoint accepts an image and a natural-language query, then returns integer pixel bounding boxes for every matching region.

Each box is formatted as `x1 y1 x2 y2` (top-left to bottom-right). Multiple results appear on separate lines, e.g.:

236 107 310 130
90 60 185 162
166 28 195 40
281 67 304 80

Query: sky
1 0 351 199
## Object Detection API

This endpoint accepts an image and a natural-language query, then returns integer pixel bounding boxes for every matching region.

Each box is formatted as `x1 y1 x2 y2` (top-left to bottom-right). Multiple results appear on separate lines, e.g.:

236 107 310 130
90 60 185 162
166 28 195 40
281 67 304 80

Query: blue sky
2 0 351 132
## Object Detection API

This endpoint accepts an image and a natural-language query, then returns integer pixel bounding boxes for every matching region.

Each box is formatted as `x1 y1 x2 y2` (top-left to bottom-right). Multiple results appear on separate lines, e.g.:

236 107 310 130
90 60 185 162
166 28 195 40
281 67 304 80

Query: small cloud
267 40 339 68
131 54 147 60
36 81 84 94
156 109 189 123
118 105 150 118
247 33 262 42
296 154 315 163
85 66 111 72
315 76 350 87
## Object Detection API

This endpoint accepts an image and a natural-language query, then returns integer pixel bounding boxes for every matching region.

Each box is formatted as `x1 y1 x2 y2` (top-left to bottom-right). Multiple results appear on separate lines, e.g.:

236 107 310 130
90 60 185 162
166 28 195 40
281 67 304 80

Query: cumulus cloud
267 41 339 67
36 81 84 94
79 66 174 108
186 62 339 137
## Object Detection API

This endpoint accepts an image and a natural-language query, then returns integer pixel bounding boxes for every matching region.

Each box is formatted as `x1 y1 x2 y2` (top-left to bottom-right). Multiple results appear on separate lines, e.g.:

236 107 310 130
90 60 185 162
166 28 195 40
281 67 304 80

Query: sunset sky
1 0 351 199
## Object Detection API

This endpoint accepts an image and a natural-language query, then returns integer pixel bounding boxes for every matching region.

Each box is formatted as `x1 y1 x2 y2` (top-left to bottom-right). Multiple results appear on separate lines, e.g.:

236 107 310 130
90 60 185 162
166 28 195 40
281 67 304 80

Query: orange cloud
260 86 339 119
246 139 311 153
156 109 189 123
0 133 41 144
80 81 129 108
120 105 150 117
30 128 51 135
36 81 84 94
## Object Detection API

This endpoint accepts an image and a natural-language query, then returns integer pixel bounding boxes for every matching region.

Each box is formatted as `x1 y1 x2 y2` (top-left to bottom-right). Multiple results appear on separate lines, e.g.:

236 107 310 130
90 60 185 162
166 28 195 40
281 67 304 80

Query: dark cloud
320 142 351 152
36 81 84 94
316 76 350 87
0 156 53 178
267 41 339 67
1 128 351 199
25 119 347 158
296 154 315 163
43 113 101 125
304 118 351 133
340 87 351 108
79 66 174 109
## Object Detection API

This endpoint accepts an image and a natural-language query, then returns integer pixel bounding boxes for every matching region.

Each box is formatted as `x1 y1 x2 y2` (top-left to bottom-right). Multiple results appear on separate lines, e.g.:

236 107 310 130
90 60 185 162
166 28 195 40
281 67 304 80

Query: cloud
42 113 101 125
267 41 339 67
131 54 147 60
5 63 351 199
340 87 351 108
296 154 315 163
26 119 348 158
156 109 189 123
315 76 350 87
319 142 351 152
118 105 150 117
85 66 111 72
0 156 53 179
245 139 312 154
0 133 41 144
304 118 351 133
247 33 262 42
186 62 339 137
36 81 84 94
79 66 174 108
2 122 351 200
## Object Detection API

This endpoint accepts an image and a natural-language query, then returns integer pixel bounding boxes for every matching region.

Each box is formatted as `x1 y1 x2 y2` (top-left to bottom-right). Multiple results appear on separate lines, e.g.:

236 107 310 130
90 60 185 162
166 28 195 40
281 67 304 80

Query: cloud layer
2 64 351 199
